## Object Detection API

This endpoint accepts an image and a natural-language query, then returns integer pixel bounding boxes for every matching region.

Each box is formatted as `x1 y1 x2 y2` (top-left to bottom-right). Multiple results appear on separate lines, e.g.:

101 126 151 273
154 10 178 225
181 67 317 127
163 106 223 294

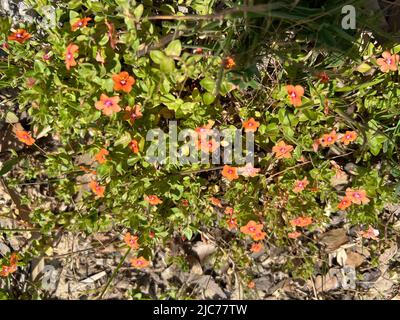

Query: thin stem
98 247 131 300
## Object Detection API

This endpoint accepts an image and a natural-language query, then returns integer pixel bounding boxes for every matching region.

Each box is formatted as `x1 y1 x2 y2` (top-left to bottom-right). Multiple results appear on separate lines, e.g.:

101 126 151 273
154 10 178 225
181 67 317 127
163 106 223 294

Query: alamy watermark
341 5 356 30
145 121 255 166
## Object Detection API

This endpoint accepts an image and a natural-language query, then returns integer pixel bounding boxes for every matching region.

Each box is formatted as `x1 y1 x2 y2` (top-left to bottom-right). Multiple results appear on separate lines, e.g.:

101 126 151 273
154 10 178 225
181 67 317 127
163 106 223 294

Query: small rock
319 228 349 252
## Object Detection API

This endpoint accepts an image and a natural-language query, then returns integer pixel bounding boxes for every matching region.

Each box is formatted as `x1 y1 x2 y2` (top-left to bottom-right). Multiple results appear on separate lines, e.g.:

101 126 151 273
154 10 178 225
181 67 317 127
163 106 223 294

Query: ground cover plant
0 0 400 299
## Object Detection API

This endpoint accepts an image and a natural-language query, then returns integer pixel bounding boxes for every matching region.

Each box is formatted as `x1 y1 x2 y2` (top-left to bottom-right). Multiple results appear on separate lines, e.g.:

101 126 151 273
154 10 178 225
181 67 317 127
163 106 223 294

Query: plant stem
98 247 131 300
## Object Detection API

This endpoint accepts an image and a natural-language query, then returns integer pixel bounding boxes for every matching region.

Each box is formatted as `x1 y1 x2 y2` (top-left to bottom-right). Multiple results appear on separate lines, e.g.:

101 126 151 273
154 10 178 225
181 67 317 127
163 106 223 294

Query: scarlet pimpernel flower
221 165 239 181
293 177 309 193
227 217 238 230
340 131 357 145
124 232 139 249
290 216 312 227
358 226 379 240
338 196 352 210
112 71 135 93
124 104 142 125
144 195 162 205
210 197 223 208
377 51 399 73
15 130 35 146
131 256 149 268
129 139 139 153
0 253 18 277
8 29 31 43
242 118 260 133
240 220 263 235
252 230 267 241
238 163 260 177
222 56 235 69
317 71 330 84
95 94 121 116
320 130 338 147
65 43 79 70
345 188 370 205
286 85 304 107
89 181 105 198
288 231 301 239
272 141 293 159
94 148 109 164
250 243 263 253
71 17 92 31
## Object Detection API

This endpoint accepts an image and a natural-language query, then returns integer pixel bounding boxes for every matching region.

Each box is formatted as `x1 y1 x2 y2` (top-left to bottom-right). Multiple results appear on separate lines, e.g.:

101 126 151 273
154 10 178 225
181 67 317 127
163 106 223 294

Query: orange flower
181 199 189 207
288 231 301 239
272 141 293 159
130 256 150 268
242 118 260 133
247 281 255 289
210 197 223 208
129 139 139 153
377 51 399 73
222 56 235 69
290 216 312 227
71 17 92 31
144 195 162 205
240 220 263 235
317 71 330 84
94 148 109 164
345 188 370 205
226 217 238 230
197 138 219 153
222 165 239 181
293 177 309 193
124 104 142 125
320 130 338 147
0 253 18 277
79 166 96 175
15 130 35 146
238 163 260 177
338 196 352 210
112 71 135 93
8 29 31 43
252 230 266 241
124 232 139 249
95 94 121 116
195 121 214 139
250 242 263 253
65 43 79 70
224 207 234 215
340 131 357 145
286 85 304 107
89 181 105 198
358 225 379 240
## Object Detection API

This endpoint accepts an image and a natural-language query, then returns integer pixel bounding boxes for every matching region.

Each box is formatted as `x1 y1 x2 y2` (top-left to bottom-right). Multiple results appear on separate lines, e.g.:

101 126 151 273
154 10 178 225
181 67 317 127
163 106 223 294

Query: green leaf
183 227 193 240
160 56 175 73
134 4 144 19
150 50 165 64
356 63 371 73
114 132 132 147
202 92 215 105
264 123 279 136
5 112 19 124
0 157 19 177
165 40 182 57
200 77 216 93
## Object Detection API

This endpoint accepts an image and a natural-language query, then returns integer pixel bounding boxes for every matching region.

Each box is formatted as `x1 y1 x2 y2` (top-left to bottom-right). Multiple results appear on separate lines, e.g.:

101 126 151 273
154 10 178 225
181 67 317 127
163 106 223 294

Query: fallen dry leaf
345 251 365 268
